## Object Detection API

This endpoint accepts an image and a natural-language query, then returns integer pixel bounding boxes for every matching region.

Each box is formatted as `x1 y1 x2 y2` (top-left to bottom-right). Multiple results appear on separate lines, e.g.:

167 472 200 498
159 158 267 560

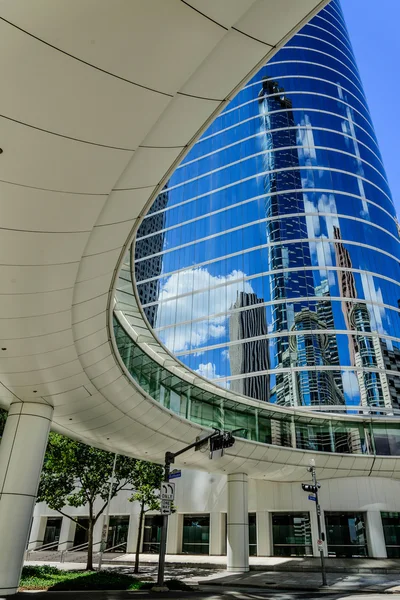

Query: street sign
308 494 317 501
169 470 181 480
160 481 175 501
317 539 323 547
161 499 172 515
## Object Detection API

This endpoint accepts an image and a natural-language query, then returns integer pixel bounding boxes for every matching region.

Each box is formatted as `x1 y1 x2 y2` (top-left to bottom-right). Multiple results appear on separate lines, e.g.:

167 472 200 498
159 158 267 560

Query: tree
129 461 164 574
0 408 6 440
37 433 138 570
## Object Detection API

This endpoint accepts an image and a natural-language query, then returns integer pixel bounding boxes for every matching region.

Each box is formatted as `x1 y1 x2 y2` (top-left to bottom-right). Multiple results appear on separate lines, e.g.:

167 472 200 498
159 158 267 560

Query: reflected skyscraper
229 292 270 402
134 0 400 412
134 188 168 328
333 226 390 409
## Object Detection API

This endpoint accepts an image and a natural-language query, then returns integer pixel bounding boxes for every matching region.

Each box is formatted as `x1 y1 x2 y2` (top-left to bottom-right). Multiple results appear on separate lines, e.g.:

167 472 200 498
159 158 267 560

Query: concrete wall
30 470 400 558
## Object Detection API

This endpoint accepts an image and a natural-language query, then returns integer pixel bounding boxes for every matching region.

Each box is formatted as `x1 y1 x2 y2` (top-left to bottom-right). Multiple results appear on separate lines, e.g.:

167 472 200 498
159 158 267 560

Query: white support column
58 518 76 551
210 511 224 555
227 473 249 572
27 515 47 550
0 401 53 596
256 511 271 556
166 512 180 554
366 510 387 558
126 511 140 554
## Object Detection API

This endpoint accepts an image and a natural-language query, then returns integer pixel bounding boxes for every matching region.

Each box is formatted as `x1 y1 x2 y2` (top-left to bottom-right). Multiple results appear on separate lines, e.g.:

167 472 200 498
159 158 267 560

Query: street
13 589 400 600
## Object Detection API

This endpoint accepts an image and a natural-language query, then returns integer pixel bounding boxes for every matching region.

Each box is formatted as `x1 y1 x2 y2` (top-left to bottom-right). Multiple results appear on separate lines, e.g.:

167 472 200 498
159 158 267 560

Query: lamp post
302 459 327 587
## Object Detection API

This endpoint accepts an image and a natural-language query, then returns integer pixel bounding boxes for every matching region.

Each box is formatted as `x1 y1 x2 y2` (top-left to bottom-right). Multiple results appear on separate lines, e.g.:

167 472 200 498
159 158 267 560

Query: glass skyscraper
133 0 400 411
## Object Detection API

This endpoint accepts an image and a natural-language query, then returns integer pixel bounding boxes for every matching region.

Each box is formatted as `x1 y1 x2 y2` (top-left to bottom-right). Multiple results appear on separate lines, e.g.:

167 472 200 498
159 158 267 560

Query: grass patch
20 565 141 591
20 565 194 591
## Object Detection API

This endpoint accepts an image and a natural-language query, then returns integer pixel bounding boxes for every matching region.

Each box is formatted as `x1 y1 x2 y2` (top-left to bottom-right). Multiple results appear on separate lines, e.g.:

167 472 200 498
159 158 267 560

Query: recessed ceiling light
1 348 6 351
33 390 37 393
0 149 3 154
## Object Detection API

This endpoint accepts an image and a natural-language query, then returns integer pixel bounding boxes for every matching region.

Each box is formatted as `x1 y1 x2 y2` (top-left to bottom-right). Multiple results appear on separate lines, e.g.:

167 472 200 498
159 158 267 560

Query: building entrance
43 517 62 547
182 514 210 554
143 515 163 553
106 516 129 552
272 512 312 556
325 512 368 557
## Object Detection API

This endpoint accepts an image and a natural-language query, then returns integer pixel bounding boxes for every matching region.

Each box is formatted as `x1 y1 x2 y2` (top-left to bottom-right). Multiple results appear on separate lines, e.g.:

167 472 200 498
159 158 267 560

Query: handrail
60 540 102 563
29 541 59 552
101 541 127 554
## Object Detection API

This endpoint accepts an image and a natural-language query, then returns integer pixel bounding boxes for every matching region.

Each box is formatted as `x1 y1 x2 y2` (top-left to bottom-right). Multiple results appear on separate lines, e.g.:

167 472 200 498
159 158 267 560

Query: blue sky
342 0 400 215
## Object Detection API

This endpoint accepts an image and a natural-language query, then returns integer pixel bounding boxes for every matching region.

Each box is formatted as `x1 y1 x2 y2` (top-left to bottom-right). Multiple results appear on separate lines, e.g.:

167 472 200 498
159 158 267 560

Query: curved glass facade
133 0 400 411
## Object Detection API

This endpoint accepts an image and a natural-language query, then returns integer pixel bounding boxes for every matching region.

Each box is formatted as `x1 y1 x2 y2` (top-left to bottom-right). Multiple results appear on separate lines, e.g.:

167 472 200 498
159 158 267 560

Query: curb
201 581 400 594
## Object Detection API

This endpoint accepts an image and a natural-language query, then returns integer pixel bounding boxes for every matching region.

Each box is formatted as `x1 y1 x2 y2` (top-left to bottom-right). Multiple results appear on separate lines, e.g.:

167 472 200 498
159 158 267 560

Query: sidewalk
27 552 400 573
25 554 400 594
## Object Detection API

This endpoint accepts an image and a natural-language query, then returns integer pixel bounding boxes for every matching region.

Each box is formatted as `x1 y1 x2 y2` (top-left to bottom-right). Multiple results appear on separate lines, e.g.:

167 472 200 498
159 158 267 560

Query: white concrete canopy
3 0 391 485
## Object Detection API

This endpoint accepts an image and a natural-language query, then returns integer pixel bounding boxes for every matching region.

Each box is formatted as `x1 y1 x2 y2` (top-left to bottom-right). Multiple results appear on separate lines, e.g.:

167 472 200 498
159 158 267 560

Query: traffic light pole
310 464 327 587
155 429 234 589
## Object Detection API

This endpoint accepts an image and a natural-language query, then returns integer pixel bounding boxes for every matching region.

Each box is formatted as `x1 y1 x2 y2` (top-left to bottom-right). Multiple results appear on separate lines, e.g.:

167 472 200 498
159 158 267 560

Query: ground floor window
272 512 312 556
325 512 368 557
106 516 129 552
73 518 89 548
143 515 163 553
182 514 210 554
43 517 62 547
249 513 257 556
381 512 400 558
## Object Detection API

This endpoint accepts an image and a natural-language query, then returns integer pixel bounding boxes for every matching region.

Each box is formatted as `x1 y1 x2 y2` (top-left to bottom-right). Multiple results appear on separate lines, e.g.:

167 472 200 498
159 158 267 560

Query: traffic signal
301 483 318 493
210 431 235 452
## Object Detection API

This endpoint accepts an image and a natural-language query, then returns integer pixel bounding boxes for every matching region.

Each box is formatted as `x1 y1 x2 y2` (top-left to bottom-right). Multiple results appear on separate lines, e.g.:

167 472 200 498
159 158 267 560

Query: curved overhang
3 0 396 483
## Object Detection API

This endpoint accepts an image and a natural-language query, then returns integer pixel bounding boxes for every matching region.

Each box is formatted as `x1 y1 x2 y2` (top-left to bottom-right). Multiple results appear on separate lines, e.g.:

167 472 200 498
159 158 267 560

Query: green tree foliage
0 408 7 440
37 434 138 570
129 461 164 573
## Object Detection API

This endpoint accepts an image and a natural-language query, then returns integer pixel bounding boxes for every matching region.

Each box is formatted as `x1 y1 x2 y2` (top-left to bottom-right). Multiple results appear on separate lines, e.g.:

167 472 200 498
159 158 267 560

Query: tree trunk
134 502 145 574
87 506 94 571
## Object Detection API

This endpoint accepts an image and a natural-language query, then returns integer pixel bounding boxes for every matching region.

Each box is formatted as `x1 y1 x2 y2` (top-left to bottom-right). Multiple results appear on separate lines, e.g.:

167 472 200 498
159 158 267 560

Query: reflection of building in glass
259 79 343 408
333 226 390 409
134 189 168 328
290 309 345 406
229 292 269 402
133 0 400 413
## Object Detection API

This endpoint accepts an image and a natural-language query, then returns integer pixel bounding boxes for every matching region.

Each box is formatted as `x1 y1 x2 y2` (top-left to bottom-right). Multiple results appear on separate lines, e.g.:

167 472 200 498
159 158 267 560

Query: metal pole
311 465 327 587
157 459 171 587
98 452 118 571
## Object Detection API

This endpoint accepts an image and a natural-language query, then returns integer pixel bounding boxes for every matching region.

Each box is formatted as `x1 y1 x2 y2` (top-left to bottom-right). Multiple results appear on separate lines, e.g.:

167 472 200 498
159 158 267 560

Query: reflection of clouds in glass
195 362 219 380
309 235 335 285
341 370 360 403
221 349 230 361
360 272 386 334
156 268 254 352
297 115 316 162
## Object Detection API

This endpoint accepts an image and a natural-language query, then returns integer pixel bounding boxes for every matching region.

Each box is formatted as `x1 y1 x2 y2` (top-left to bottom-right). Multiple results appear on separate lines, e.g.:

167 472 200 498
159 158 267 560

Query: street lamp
302 459 327 587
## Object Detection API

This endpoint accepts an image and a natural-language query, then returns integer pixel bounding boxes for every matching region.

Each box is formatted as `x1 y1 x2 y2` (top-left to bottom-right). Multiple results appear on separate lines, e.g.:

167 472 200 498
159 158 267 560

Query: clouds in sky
155 267 254 353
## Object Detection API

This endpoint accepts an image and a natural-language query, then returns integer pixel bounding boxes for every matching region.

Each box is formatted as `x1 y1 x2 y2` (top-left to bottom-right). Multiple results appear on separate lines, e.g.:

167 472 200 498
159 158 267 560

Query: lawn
20 565 191 591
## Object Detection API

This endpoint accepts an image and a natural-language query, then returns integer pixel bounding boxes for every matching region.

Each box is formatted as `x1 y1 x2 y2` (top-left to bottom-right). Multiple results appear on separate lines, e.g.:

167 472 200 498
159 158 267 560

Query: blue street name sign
169 470 182 480
308 494 317 501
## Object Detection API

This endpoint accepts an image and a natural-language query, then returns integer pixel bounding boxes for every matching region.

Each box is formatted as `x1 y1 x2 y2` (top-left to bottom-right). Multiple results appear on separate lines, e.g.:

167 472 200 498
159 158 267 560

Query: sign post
301 460 327 587
154 429 237 590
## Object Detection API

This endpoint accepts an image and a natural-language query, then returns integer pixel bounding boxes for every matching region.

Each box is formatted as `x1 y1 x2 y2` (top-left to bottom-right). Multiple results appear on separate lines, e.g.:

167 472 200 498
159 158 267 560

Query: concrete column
227 473 249 572
58 518 76 551
210 512 224 555
27 515 47 550
166 512 180 554
126 511 140 554
0 401 53 596
93 516 105 553
256 511 271 556
366 510 387 558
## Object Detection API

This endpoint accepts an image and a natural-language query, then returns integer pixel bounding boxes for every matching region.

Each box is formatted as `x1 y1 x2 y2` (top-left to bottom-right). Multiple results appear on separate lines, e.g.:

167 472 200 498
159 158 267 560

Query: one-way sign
160 481 175 501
